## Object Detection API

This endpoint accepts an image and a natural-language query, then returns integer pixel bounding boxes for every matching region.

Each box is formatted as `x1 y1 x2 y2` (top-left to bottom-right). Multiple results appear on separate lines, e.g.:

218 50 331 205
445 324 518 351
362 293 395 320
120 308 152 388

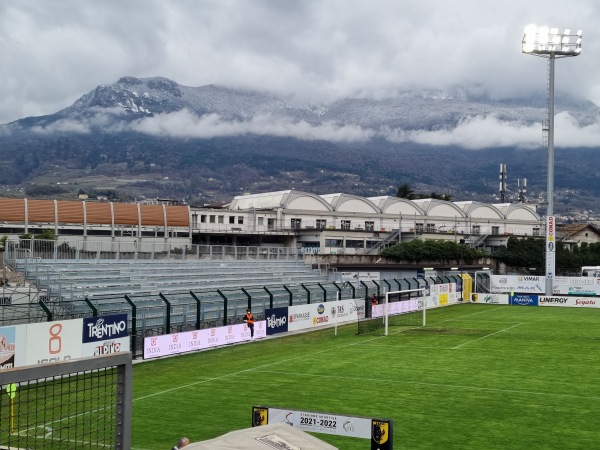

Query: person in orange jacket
244 308 254 338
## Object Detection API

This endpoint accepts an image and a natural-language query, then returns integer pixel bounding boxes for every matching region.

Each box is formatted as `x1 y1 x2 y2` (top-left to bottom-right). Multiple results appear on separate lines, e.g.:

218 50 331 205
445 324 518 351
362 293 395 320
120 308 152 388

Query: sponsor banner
24 319 83 366
471 293 509 304
143 321 267 360
510 294 538 306
373 298 419 318
287 300 358 332
0 326 17 370
539 296 600 308
553 277 600 296
546 251 555 279
340 271 380 282
546 215 555 252
265 407 373 439
82 313 128 343
82 337 130 357
491 275 545 294
265 307 289 335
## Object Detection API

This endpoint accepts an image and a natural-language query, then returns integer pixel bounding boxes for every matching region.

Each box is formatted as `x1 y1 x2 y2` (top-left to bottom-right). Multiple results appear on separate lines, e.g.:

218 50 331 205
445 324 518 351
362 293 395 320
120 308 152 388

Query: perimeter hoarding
143 321 267 360
252 406 393 449
82 313 130 357
552 276 600 296
1 315 130 369
286 300 359 333
539 296 599 308
24 319 84 366
491 275 545 294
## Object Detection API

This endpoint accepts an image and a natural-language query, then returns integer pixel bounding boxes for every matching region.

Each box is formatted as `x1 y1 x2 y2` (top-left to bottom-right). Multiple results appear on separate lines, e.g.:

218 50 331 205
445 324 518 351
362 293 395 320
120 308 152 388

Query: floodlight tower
522 25 582 296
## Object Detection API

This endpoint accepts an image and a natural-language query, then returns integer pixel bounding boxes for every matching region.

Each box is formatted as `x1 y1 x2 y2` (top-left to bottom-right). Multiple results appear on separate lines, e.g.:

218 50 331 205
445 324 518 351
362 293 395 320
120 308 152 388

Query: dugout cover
185 423 338 449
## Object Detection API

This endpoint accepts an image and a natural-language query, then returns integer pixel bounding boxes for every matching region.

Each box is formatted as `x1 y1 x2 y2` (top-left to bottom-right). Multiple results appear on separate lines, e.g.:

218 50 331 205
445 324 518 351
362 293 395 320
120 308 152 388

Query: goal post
384 288 426 336
356 288 427 335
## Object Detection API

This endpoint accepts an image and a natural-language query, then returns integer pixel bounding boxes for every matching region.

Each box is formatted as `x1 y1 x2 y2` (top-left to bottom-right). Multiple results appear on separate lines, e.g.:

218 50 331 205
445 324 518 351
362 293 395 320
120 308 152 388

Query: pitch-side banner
552 276 600 296
287 300 358 332
23 319 84 366
143 321 267 360
539 296 600 308
490 275 545 293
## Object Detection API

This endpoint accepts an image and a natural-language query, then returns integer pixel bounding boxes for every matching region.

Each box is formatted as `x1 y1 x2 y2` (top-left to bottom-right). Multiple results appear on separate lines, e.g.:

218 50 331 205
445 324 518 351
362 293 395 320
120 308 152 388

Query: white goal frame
384 288 427 336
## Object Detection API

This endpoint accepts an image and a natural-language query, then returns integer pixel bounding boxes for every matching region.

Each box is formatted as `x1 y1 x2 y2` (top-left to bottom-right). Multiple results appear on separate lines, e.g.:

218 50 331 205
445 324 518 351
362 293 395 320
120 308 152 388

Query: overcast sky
1 0 599 148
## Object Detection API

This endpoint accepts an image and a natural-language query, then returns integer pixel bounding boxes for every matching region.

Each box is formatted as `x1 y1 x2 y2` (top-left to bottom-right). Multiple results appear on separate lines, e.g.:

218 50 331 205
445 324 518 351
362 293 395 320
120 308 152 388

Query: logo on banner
252 407 268 427
82 314 128 343
511 294 538 306
265 308 288 335
372 420 389 444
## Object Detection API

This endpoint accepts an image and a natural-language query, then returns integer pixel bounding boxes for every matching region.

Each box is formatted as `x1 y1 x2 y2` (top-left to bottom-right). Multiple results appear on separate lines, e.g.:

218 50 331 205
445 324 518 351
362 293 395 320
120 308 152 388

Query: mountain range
0 76 599 216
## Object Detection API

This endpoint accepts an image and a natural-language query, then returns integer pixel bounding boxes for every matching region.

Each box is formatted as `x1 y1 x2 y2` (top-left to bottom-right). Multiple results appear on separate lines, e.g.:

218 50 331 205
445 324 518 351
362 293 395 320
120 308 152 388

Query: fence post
317 282 327 302
159 293 171 334
359 280 369 299
301 283 311 304
190 291 202 329
38 298 53 322
217 289 228 326
283 284 293 306
124 295 137 358
263 286 274 309
332 281 342 300
241 287 252 311
373 280 380 298
84 296 98 317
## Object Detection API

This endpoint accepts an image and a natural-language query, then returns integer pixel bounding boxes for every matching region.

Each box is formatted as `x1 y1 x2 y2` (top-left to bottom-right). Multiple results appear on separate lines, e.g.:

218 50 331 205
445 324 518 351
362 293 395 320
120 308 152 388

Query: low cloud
130 109 375 143
27 108 600 150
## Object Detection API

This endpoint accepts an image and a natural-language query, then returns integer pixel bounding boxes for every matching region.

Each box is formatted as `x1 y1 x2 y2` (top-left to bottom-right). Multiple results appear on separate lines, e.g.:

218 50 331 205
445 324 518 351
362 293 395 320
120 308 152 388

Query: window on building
425 223 436 233
229 216 235 224
325 239 344 248
491 226 500 235
341 220 351 230
472 225 481 235
345 240 364 248
209 215 216 224
366 240 380 248
365 221 375 231
200 215 207 223
238 216 244 224
316 219 327 229
415 223 424 233
258 217 264 226
218 215 224 224
291 218 302 230
191 214 198 227
268 218 275 230
533 227 541 236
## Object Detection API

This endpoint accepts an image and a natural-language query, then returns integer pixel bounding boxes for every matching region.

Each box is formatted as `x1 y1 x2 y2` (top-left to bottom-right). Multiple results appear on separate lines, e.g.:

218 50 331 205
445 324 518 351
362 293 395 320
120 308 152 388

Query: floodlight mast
522 25 582 296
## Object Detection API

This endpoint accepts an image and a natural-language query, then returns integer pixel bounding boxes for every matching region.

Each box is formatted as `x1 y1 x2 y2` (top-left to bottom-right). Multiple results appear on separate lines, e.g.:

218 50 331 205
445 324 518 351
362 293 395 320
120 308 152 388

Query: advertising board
491 275 545 294
143 320 267 360
539 296 599 308
510 294 539 306
265 307 289 335
24 319 83 366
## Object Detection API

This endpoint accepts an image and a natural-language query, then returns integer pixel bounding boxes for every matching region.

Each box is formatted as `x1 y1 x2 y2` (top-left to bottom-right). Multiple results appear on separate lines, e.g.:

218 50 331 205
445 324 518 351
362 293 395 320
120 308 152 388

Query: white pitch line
134 305 505 401
256 369 600 402
451 322 524 349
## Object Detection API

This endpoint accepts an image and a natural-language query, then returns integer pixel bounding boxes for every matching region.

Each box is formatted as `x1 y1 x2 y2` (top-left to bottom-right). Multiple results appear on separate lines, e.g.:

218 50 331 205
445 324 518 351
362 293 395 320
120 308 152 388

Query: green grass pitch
131 303 600 449
6 302 599 449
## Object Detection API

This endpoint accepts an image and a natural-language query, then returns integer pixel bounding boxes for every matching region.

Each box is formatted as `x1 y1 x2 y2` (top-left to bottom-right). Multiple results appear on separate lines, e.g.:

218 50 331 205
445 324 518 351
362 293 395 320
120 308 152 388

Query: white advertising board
538 296 600 308
267 407 372 439
340 271 380 282
287 300 358 333
471 293 509 304
143 321 266 360
82 337 130 357
23 319 83 366
490 275 545 294
552 276 600 296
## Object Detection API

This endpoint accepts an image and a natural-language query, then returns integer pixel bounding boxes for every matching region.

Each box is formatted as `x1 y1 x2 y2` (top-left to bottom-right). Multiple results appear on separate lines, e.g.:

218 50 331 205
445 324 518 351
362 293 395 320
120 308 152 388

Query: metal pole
545 54 556 296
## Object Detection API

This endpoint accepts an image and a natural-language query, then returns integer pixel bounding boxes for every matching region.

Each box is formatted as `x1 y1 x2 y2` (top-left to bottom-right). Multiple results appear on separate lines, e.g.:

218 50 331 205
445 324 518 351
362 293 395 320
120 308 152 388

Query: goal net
356 288 426 335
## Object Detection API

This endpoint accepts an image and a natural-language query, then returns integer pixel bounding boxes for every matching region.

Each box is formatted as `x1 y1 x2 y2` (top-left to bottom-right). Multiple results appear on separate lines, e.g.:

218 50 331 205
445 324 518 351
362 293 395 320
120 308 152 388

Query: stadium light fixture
522 24 582 296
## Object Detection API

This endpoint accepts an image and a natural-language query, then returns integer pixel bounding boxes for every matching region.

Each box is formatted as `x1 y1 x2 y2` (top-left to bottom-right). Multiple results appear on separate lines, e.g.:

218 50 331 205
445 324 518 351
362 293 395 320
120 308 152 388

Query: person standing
244 308 255 339
172 437 189 450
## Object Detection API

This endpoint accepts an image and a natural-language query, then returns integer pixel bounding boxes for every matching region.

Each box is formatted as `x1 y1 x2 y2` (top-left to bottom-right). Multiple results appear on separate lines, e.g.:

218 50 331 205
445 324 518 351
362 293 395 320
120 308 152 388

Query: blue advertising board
82 313 129 343
510 294 539 306
264 307 289 335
